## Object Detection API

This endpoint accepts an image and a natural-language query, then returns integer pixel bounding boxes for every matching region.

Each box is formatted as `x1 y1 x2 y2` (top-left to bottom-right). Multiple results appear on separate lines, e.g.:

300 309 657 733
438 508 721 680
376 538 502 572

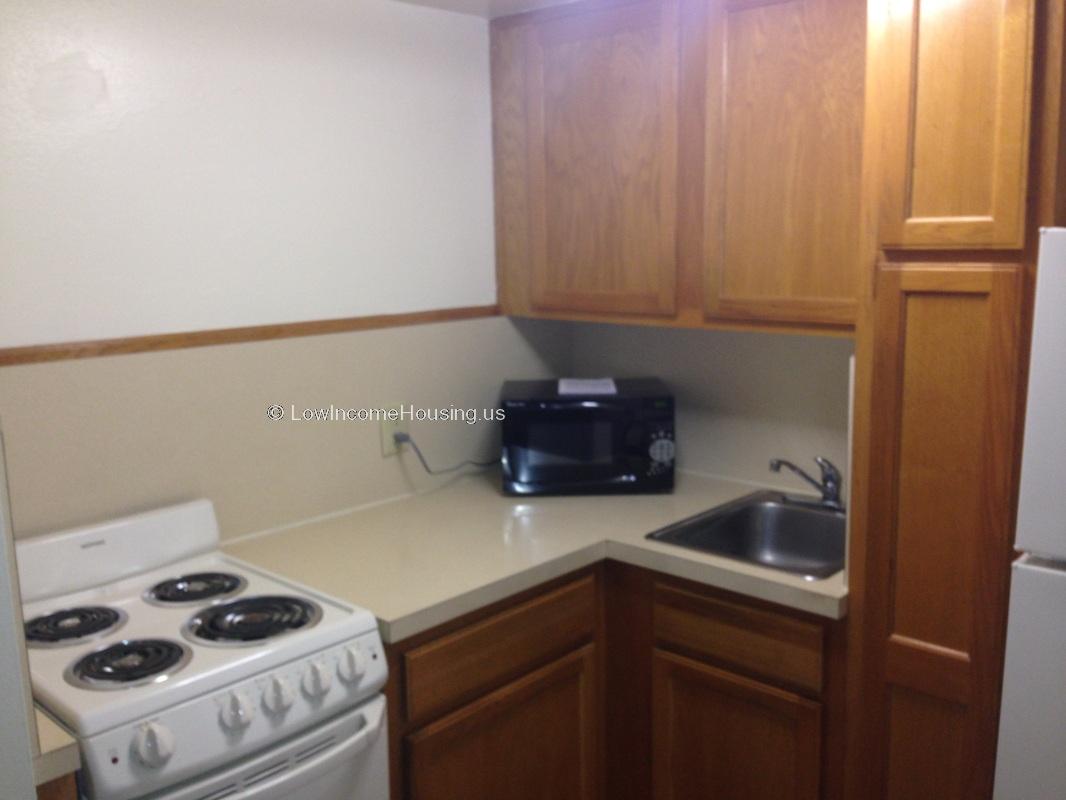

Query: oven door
145 695 387 800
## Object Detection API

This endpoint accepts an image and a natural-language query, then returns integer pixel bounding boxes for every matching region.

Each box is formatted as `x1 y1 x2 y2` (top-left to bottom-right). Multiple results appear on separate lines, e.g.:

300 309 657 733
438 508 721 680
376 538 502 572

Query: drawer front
404 575 597 723
653 583 824 695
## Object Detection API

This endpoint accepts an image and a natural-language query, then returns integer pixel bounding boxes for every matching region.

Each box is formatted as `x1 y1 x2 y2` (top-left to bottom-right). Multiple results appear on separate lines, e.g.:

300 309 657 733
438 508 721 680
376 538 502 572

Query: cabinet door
703 0 865 326
875 0 1035 248
407 645 599 800
524 0 679 316
652 649 821 800
856 265 1023 798
36 775 77 800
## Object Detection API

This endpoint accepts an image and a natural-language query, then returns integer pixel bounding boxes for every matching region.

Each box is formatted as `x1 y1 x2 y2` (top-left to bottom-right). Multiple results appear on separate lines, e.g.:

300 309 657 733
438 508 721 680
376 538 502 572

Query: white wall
0 0 496 349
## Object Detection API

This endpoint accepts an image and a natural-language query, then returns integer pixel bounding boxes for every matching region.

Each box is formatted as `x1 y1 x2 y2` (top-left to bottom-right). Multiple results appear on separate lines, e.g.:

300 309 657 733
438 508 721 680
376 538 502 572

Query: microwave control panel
647 429 675 476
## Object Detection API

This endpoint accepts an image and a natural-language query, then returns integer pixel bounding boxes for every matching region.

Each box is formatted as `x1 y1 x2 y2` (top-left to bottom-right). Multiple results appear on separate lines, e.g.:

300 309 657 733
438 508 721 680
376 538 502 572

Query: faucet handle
814 457 841 485
813 457 844 509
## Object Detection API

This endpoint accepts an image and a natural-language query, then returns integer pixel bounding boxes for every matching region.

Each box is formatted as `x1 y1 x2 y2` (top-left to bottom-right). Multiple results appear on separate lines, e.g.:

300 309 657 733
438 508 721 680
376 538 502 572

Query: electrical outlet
380 406 408 458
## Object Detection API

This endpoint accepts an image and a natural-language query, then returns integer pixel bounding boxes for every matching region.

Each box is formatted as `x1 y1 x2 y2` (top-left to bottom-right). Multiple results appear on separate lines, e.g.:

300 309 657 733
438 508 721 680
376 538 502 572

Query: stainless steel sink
646 490 846 580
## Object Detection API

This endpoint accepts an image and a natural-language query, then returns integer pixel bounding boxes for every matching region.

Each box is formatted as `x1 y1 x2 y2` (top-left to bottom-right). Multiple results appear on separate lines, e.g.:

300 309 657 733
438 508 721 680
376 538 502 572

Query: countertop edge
381 541 608 642
605 540 849 620
225 474 851 646
34 707 80 786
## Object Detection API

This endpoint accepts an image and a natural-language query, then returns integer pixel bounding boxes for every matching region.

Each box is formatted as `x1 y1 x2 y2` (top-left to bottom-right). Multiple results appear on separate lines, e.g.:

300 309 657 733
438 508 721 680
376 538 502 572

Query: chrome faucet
769 457 844 510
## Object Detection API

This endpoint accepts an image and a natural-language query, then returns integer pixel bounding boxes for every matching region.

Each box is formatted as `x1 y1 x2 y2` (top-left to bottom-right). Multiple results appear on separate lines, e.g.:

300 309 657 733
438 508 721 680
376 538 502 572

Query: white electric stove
16 500 388 800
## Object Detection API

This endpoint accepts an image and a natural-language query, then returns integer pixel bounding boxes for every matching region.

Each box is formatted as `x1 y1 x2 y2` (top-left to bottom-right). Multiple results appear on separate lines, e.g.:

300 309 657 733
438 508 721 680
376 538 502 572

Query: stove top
184 595 322 645
145 571 246 605
20 552 377 737
66 639 192 690
25 606 127 647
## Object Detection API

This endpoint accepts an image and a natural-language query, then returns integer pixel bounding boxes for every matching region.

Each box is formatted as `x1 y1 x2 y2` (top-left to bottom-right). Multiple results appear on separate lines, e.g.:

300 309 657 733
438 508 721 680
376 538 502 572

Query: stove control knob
219 691 255 731
263 675 295 714
302 660 332 698
133 722 175 768
338 646 367 684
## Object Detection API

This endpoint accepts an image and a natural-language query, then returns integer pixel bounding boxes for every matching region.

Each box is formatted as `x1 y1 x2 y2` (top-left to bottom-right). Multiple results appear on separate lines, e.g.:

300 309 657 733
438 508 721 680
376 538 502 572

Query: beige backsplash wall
0 317 570 540
0 317 851 541
567 323 853 489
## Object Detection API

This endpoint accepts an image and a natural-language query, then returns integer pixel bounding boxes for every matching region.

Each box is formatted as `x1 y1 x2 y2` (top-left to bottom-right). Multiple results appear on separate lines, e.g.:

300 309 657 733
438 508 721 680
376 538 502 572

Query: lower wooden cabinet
652 649 822 800
407 645 599 800
386 570 604 799
386 564 842 800
36 774 77 800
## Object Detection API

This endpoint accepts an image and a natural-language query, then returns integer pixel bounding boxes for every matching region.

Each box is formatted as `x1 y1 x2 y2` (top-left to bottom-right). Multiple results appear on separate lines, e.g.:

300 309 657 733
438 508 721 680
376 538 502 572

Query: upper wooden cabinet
875 0 1036 249
493 0 867 331
703 0 865 325
495 0 680 317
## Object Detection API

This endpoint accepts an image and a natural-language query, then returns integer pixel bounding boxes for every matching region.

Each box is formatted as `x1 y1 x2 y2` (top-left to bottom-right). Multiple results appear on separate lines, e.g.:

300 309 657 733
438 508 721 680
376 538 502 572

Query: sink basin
646 490 846 580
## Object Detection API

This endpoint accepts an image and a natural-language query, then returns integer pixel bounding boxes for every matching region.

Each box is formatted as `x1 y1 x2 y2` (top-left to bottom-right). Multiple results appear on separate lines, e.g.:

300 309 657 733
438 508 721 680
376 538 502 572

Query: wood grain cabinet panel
36 775 77 800
524 0 680 316
875 0 1035 248
407 645 599 800
403 575 597 724
703 0 865 325
653 583 824 695
652 649 822 800
857 265 1024 799
493 0 681 318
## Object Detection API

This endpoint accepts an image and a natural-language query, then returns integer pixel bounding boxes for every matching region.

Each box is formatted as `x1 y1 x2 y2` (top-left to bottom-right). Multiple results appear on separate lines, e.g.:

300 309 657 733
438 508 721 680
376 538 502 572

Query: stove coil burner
65 639 192 690
24 606 127 648
184 595 322 646
145 572 247 606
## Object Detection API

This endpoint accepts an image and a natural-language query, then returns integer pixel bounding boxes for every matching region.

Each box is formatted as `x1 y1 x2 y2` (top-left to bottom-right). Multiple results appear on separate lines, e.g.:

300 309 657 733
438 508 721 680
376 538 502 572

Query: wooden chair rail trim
0 305 500 367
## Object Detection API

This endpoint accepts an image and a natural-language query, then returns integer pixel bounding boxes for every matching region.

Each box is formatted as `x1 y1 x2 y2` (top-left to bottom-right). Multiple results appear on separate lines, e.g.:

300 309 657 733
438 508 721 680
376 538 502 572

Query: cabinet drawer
653 583 824 695
404 575 597 723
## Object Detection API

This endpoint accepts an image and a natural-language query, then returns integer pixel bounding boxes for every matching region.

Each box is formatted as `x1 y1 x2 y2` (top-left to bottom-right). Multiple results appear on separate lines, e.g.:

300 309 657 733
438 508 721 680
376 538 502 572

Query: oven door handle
231 699 386 798
341 699 386 759
153 696 387 800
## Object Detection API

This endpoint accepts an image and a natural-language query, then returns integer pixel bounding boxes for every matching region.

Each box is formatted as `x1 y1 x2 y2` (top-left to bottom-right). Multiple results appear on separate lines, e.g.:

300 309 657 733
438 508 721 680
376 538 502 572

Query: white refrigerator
0 426 40 797
994 228 1066 799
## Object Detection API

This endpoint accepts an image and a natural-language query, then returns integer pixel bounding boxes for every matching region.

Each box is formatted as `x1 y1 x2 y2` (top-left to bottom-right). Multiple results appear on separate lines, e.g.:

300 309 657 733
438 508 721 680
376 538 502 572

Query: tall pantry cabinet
847 1 1066 799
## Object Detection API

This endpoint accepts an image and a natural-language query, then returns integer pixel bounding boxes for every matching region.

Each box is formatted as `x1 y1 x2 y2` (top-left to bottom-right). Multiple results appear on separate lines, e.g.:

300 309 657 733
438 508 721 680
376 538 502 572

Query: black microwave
499 378 675 496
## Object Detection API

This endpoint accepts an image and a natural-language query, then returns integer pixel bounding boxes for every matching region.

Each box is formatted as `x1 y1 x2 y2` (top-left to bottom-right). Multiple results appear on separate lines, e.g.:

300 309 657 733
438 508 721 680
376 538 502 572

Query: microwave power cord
392 432 499 476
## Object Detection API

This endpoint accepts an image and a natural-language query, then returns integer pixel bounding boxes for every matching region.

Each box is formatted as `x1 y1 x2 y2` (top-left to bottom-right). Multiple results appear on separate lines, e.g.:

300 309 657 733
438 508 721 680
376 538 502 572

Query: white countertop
34 707 79 786
225 471 848 643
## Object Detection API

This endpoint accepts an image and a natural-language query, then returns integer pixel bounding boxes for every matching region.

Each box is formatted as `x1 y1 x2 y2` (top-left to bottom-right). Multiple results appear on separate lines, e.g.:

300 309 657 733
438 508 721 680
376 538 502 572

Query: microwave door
511 418 627 483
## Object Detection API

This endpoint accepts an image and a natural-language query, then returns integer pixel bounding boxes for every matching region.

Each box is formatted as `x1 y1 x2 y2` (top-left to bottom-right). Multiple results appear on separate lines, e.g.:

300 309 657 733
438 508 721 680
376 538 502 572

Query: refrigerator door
1016 228 1066 559
994 558 1066 799
0 426 39 798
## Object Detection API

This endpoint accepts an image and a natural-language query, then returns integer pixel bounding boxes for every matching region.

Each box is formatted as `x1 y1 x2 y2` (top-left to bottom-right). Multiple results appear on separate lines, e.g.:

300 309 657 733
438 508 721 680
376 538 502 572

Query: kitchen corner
223 470 847 645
